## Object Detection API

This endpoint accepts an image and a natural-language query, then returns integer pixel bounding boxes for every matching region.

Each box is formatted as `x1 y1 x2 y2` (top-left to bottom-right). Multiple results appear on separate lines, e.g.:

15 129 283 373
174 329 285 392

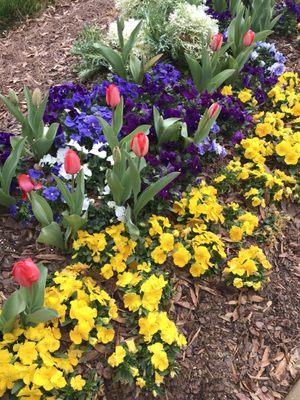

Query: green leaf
37 222 65 250
1 137 26 194
63 214 87 237
120 125 151 149
30 192 53 227
25 307 58 325
0 290 26 334
0 189 15 207
106 170 124 205
123 20 143 62
98 117 119 150
185 54 202 92
117 18 125 51
73 169 85 215
52 174 73 210
124 206 140 240
144 54 163 72
126 153 141 204
207 69 236 92
134 172 180 218
120 170 132 202
113 97 124 136
30 263 48 311
94 43 127 79
129 55 143 84
11 381 25 395
0 94 26 125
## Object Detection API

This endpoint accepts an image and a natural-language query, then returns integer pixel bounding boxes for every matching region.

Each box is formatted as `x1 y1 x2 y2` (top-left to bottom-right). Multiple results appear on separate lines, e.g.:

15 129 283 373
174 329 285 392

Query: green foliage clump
0 0 52 31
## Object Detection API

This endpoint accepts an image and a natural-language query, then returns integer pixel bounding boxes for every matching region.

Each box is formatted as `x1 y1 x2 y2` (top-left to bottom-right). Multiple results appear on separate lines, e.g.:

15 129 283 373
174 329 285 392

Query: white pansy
107 155 114 165
90 142 108 158
82 164 92 178
39 154 57 166
68 139 89 154
102 185 111 196
107 200 116 209
82 197 94 211
56 147 69 164
115 206 126 222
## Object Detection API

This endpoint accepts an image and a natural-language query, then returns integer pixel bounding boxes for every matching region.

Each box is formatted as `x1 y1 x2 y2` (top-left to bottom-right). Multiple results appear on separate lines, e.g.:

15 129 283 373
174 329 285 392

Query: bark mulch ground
0 3 299 399
0 0 116 133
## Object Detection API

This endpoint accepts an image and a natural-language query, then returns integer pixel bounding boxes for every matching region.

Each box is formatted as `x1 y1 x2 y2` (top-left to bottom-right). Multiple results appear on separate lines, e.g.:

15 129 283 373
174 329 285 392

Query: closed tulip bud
130 132 149 158
64 149 81 175
113 146 122 163
106 84 121 108
32 88 43 107
210 33 223 51
243 30 255 47
8 89 19 105
208 103 221 119
17 174 42 200
12 258 40 287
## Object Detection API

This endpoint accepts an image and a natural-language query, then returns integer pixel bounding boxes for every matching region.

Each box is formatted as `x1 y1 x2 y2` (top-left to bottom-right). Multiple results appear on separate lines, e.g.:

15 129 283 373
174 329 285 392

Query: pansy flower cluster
224 246 272 290
0 132 13 165
0 263 117 399
242 41 286 101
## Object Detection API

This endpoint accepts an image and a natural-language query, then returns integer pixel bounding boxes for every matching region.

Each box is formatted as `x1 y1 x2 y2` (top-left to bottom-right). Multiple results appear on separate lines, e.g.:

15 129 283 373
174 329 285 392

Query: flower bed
0 0 299 399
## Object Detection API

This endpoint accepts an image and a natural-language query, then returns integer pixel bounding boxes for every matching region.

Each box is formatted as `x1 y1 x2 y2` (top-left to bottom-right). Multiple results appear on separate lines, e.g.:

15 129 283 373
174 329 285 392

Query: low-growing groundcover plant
0 0 53 31
0 0 299 399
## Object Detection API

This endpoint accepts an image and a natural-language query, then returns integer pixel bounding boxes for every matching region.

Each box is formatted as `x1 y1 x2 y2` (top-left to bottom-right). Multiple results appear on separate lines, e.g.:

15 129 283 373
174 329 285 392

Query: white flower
67 139 89 154
107 155 115 166
115 206 126 222
56 147 69 164
102 185 111 196
39 154 57 166
250 51 259 61
90 142 108 158
58 163 92 180
82 197 94 211
107 200 116 208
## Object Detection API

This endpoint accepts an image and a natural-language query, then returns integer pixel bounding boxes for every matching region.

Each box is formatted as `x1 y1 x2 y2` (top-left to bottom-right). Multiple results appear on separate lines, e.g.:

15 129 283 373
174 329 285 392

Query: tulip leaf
93 43 127 79
126 152 141 203
0 189 15 207
37 222 65 250
124 206 140 240
0 94 26 125
25 307 58 325
106 170 124 205
113 97 124 136
98 117 119 151
30 192 54 227
52 175 73 210
134 172 180 218
1 137 26 195
30 263 48 311
123 20 143 62
0 290 26 334
207 69 236 93
73 170 85 215
120 125 151 149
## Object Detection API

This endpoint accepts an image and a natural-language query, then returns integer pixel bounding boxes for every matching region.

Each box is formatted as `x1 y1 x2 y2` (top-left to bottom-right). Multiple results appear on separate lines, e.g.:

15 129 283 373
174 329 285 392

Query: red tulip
130 132 149 158
208 103 221 119
12 258 40 287
243 30 255 46
64 149 81 175
210 33 223 51
17 174 42 200
106 84 121 108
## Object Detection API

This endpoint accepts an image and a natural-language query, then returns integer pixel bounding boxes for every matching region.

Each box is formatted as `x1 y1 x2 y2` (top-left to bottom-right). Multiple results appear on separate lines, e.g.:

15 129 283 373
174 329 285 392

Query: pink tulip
210 33 223 51
64 149 81 175
106 84 121 108
130 132 149 157
12 258 40 287
243 30 255 46
208 103 221 119
17 174 42 200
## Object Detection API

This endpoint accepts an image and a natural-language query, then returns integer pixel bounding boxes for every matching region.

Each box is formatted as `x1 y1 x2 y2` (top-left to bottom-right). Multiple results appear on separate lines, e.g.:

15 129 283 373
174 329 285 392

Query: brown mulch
0 0 116 133
0 2 299 399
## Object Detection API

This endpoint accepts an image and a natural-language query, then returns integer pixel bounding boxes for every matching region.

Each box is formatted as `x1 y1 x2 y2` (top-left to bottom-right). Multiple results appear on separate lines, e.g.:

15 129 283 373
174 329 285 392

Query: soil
0 2 299 400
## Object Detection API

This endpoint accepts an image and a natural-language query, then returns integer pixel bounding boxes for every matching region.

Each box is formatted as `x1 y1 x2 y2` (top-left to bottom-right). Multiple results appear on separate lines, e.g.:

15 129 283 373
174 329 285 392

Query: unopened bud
8 89 19 105
113 146 122 163
32 88 42 107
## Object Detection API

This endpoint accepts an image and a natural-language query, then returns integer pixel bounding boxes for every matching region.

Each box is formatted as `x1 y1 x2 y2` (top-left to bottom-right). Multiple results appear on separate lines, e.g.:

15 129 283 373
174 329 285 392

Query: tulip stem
71 175 75 193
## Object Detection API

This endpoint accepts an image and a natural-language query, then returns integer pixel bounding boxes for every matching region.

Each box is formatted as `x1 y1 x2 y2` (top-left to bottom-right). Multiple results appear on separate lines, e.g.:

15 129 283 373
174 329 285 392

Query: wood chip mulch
0 3 299 399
